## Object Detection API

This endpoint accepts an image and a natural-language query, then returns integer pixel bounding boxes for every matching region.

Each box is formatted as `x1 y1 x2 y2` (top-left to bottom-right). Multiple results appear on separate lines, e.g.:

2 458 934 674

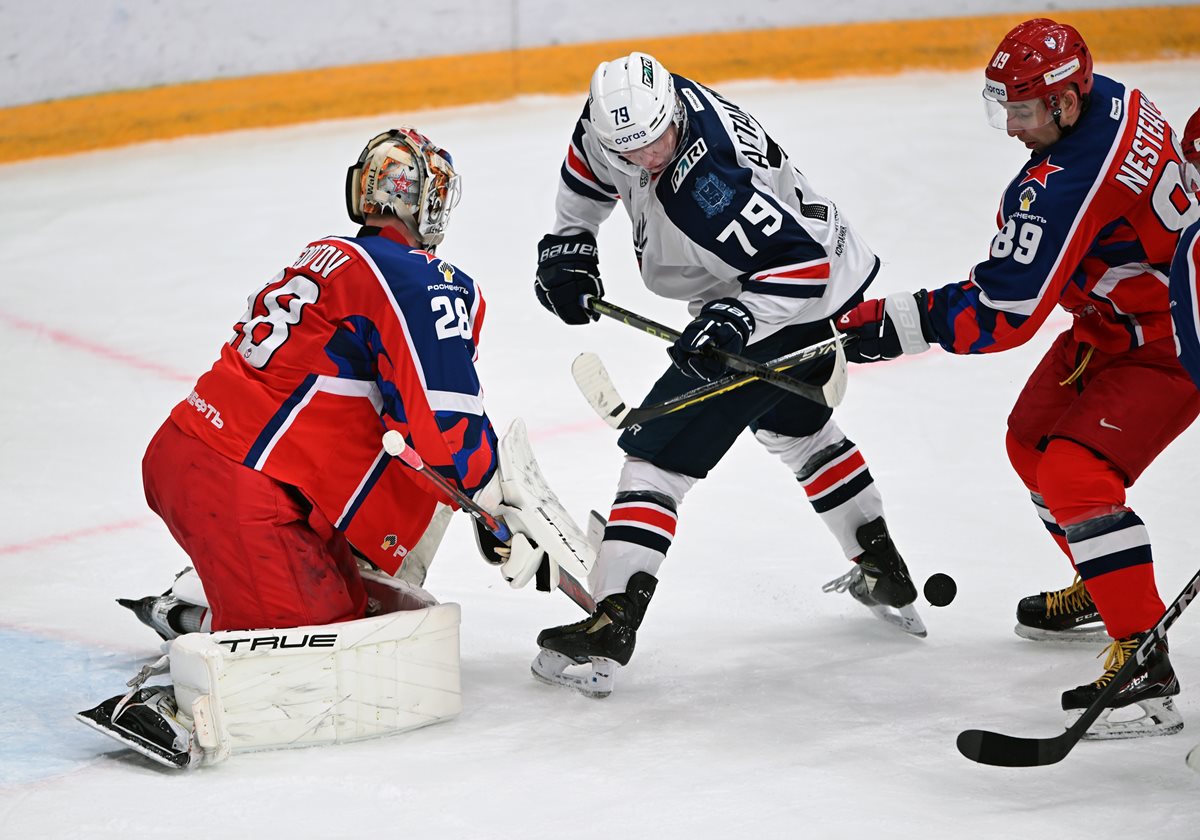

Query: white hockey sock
756 424 884 559
591 458 692 601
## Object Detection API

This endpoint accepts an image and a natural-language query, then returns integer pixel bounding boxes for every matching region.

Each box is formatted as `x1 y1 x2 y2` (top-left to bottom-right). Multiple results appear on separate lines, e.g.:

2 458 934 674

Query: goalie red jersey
168 225 497 573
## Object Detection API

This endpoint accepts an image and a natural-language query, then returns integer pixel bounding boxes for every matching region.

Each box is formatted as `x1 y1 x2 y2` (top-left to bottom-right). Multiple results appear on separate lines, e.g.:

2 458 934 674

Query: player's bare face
621 124 680 174
1005 101 1063 152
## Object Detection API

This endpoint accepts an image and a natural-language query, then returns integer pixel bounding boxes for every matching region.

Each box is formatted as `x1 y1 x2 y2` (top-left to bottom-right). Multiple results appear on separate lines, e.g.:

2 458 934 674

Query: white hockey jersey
553 76 880 340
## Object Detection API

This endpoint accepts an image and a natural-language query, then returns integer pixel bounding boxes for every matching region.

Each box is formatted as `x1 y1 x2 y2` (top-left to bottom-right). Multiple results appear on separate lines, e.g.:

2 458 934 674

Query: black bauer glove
836 291 933 363
535 232 603 325
668 298 756 381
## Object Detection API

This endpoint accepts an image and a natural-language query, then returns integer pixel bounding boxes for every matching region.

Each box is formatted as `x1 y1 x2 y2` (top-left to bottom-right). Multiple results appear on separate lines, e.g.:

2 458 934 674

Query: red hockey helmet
1183 107 1200 165
1183 107 1200 193
982 18 1093 130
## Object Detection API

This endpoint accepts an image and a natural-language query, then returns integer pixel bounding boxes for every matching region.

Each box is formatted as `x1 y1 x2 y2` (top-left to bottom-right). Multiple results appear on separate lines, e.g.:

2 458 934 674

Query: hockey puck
923 573 957 607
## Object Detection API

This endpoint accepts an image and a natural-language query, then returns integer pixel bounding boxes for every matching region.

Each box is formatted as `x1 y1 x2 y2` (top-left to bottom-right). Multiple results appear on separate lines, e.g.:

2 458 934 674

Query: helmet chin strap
1049 91 1089 138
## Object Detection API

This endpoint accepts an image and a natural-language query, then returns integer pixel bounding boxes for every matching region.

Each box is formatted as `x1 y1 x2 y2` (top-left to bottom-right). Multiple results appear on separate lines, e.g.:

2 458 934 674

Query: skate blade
823 569 927 638
1013 623 1108 644
1068 697 1185 741
530 649 617 698
869 602 928 638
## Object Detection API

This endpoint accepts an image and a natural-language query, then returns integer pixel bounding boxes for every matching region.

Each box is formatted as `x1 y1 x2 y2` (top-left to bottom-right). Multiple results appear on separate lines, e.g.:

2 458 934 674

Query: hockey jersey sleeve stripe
565 145 617 195
560 159 619 204
749 259 832 281
426 387 485 415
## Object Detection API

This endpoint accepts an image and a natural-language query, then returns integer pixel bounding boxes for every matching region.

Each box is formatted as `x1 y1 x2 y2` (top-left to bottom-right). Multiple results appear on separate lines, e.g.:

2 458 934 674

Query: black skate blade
76 704 192 770
956 728 1069 767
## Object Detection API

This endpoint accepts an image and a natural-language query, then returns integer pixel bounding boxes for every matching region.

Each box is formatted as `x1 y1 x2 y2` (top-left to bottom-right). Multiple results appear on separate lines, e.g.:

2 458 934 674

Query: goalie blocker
78 571 461 769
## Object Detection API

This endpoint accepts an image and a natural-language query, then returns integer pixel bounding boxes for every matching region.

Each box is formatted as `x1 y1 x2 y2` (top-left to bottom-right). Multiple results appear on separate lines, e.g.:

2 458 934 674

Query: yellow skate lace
1045 575 1094 617
1089 637 1140 688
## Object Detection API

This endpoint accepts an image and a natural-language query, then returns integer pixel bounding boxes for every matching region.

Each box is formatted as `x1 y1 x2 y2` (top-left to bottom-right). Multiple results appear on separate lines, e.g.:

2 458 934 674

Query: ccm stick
957 567 1200 767
584 297 847 409
381 430 595 613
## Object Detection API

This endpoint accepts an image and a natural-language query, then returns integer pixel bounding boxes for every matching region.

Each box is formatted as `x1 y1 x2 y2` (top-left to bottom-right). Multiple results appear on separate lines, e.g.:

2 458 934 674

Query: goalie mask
346 128 461 248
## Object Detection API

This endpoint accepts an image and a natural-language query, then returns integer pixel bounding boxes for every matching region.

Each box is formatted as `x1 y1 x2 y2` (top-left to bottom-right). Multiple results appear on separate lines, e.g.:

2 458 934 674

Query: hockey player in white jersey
531 52 921 697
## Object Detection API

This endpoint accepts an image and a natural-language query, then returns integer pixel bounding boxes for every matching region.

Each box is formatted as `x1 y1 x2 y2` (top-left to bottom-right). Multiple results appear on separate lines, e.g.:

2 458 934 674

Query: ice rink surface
2 62 1199 837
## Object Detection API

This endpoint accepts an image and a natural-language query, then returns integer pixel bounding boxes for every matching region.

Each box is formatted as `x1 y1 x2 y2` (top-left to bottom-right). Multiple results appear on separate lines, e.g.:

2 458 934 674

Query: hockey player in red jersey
838 19 1200 738
128 127 497 634
1169 107 1200 389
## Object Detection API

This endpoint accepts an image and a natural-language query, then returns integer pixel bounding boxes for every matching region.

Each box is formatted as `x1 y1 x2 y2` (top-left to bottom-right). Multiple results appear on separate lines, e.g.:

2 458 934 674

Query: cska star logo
390 173 413 193
1020 156 1065 188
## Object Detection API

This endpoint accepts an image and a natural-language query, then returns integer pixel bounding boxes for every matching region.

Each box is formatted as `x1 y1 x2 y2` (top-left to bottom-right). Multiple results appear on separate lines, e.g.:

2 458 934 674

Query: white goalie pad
494 418 596 587
169 571 459 765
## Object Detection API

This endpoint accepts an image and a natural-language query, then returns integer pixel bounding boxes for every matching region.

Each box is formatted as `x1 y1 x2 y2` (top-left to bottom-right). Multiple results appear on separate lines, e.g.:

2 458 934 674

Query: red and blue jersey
925 75 1200 355
1170 218 1200 390
169 225 496 572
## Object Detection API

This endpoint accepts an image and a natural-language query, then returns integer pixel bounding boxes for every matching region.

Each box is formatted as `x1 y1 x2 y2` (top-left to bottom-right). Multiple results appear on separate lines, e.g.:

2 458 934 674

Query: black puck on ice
923 573 957 607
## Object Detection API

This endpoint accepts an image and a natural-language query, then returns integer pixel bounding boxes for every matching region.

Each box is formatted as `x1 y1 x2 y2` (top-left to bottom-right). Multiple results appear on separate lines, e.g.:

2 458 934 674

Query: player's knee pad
1036 438 1127 526
616 456 696 507
170 570 458 766
754 420 846 475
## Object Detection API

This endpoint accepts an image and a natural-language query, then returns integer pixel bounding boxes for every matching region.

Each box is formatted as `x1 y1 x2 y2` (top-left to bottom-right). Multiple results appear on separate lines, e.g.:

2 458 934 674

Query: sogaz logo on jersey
692 173 734 218
671 137 708 193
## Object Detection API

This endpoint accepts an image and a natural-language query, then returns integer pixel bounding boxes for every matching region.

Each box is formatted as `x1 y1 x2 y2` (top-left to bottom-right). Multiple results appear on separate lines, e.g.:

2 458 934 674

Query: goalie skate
822 566 927 638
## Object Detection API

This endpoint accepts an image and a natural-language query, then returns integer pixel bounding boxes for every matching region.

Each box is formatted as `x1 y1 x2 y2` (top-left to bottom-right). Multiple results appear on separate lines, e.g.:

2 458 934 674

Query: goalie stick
585 297 847 408
573 333 846 429
381 431 595 614
957 567 1200 767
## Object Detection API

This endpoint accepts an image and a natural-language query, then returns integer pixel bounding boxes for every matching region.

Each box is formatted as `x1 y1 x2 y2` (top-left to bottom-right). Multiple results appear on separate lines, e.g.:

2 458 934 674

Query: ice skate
822 518 926 638
77 685 197 769
116 592 186 641
1014 574 1106 643
1061 632 1183 740
531 571 656 698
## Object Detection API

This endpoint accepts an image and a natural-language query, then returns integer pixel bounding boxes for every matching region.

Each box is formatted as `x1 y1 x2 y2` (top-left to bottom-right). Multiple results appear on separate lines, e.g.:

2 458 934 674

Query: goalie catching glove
471 471 560 591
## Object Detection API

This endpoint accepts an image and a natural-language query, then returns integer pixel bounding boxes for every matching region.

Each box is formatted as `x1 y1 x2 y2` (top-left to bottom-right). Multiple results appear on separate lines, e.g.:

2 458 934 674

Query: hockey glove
535 232 602 325
668 298 755 381
836 291 933 364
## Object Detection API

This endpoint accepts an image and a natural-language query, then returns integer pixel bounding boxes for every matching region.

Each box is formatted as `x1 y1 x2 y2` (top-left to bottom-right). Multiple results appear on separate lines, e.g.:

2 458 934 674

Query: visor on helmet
982 87 1055 131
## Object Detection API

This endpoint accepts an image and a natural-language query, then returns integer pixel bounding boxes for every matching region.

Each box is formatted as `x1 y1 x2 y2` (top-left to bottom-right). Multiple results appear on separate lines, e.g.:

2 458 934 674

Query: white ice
2 63 1199 838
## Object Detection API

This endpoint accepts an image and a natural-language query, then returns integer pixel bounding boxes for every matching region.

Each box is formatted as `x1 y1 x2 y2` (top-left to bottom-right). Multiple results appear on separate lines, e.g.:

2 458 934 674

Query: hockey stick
585 297 847 408
957 567 1200 767
573 330 846 429
381 430 596 613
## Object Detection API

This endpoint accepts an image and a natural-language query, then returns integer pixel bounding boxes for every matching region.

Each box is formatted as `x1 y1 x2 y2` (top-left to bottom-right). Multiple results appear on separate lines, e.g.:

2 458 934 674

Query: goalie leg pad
496 418 596 584
169 592 460 764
